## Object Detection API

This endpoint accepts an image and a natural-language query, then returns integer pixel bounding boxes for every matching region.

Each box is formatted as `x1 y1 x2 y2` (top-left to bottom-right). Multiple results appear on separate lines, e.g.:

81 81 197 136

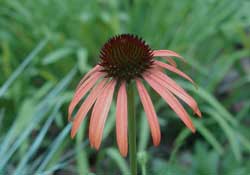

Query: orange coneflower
68 34 201 157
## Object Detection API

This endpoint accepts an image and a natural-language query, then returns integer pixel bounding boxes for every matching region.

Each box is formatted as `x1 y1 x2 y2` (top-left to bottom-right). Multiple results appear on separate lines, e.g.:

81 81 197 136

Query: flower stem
128 82 137 175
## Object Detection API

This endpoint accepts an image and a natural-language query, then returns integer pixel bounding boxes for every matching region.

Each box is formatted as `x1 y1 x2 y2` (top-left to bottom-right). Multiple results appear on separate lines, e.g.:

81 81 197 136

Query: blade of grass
42 47 74 65
31 139 89 174
169 128 191 163
194 120 223 155
236 101 250 120
35 124 71 172
0 82 53 158
237 133 250 152
76 120 89 175
0 109 4 131
0 38 48 97
106 148 129 175
138 112 150 151
208 50 250 91
103 105 116 139
13 102 62 174
205 108 241 161
0 67 76 168
181 82 238 127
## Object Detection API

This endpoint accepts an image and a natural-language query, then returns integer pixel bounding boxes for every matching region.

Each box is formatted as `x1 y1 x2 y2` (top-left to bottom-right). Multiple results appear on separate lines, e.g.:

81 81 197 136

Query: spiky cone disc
99 34 154 82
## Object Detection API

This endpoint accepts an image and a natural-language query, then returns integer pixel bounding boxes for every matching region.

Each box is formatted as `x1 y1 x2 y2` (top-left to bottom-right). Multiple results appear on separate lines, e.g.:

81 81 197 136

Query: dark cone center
99 34 153 81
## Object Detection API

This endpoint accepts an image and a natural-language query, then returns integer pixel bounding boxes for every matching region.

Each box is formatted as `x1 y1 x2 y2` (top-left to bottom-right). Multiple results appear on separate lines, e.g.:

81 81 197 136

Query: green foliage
0 0 250 174
152 142 250 175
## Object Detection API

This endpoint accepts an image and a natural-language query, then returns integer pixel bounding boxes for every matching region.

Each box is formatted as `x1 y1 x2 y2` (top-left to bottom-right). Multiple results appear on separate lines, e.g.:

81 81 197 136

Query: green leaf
35 124 71 173
138 113 150 151
42 47 74 65
169 128 191 163
0 39 48 97
76 120 89 175
194 120 223 155
0 67 76 169
182 82 238 127
106 148 129 175
13 110 56 174
205 108 241 161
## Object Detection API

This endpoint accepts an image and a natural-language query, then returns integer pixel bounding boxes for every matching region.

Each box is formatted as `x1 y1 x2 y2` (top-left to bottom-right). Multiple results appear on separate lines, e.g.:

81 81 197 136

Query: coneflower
68 34 201 174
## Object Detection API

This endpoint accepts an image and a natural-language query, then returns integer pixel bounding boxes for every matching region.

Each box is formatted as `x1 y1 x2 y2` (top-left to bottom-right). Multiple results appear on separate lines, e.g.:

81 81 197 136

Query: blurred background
0 0 250 174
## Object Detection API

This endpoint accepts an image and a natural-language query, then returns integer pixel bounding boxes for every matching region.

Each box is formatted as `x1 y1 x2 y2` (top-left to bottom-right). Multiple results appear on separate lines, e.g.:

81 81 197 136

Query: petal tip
191 127 196 133
153 140 161 147
94 143 101 150
70 130 76 139
195 108 202 118
68 115 73 122
121 150 128 157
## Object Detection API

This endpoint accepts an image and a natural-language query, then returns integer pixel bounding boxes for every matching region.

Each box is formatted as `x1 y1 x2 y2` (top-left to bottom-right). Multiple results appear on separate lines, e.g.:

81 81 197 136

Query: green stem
128 82 137 175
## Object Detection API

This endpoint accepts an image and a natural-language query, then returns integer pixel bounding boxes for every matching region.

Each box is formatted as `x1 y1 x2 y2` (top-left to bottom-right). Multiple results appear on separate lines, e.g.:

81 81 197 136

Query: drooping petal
150 70 201 117
116 82 128 156
165 57 177 67
144 75 195 132
154 60 196 86
153 50 186 63
89 80 116 149
68 71 104 121
136 79 161 146
70 79 107 138
76 65 101 91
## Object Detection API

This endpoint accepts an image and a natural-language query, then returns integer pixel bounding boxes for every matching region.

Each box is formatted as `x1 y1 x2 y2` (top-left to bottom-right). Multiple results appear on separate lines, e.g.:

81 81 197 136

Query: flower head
68 34 201 156
99 34 153 81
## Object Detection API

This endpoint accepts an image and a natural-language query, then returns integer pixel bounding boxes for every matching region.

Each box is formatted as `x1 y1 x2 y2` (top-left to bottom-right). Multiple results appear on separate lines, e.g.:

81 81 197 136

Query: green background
0 0 250 174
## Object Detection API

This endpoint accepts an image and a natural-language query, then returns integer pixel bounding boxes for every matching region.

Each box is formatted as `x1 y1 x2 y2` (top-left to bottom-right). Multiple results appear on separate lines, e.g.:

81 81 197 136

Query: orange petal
154 60 196 86
68 71 104 121
70 79 107 138
116 82 128 157
76 65 101 91
165 57 177 67
153 50 186 63
144 75 195 133
89 80 116 149
150 71 201 117
136 79 161 146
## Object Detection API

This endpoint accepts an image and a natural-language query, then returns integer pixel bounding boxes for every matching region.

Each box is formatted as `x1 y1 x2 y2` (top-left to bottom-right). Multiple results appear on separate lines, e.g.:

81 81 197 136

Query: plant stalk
128 82 137 175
